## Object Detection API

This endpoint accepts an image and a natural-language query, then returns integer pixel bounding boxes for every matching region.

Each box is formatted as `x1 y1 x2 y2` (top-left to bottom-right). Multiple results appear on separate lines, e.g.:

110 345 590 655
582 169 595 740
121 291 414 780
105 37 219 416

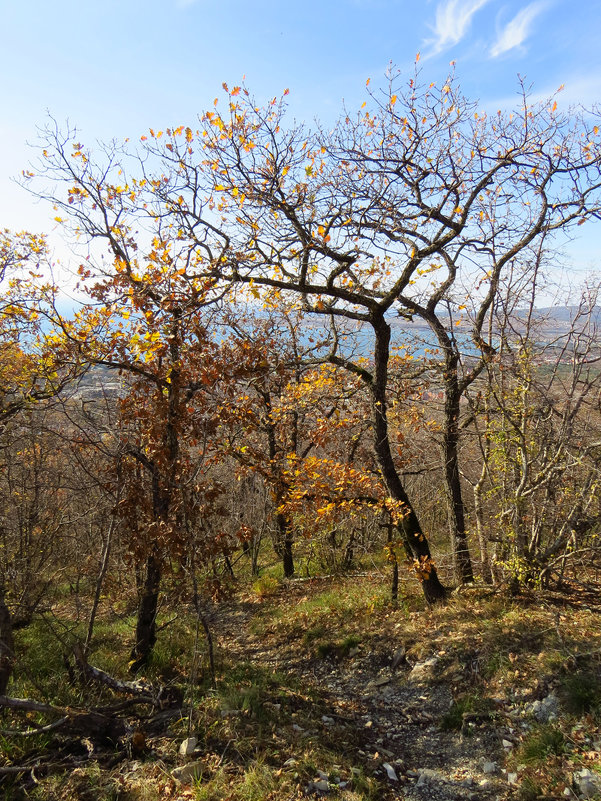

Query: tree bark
371 316 447 603
0 583 15 694
129 553 161 672
442 368 475 584
279 512 295 578
473 457 493 584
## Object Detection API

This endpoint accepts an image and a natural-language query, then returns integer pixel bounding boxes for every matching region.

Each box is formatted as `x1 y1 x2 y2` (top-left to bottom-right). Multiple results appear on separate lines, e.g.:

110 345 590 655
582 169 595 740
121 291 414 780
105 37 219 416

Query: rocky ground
208 595 515 800
195 576 601 801
4 575 601 800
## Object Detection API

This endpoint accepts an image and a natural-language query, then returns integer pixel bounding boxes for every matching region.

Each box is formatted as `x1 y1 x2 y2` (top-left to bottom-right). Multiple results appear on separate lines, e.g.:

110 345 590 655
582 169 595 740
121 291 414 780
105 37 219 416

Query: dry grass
3 570 601 800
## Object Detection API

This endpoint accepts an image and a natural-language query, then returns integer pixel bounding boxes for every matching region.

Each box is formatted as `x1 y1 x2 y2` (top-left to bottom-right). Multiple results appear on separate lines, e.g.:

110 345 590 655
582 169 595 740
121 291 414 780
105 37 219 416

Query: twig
0 695 67 716
0 716 69 737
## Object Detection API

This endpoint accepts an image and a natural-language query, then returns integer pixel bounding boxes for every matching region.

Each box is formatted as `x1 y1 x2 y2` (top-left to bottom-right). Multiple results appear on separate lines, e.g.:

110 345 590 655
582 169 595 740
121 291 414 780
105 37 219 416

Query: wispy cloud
426 0 492 55
490 2 547 57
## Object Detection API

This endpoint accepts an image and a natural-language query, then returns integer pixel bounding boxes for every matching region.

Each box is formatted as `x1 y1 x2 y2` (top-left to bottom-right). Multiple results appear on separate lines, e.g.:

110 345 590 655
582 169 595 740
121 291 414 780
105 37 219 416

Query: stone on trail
574 768 601 799
172 761 204 784
391 646 406 671
178 736 197 756
416 768 443 786
408 657 440 683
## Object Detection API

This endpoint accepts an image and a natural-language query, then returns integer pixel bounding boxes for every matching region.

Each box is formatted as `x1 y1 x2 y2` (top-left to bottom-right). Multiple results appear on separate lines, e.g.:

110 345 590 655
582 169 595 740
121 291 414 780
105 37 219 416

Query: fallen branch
71 644 181 707
0 694 128 742
0 716 69 737
0 695 66 716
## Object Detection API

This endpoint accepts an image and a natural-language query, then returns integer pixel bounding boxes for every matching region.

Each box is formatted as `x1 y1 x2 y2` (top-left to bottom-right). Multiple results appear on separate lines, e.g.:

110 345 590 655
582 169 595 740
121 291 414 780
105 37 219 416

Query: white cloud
427 0 492 55
490 2 547 58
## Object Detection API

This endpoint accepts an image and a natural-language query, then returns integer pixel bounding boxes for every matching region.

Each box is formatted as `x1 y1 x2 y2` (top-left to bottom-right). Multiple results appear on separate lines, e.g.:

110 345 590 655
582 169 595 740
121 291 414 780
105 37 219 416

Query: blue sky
2 0 601 285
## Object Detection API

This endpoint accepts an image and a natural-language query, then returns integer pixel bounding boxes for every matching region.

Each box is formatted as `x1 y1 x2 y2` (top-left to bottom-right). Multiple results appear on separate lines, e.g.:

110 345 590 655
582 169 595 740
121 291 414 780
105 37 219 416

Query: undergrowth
3 572 601 800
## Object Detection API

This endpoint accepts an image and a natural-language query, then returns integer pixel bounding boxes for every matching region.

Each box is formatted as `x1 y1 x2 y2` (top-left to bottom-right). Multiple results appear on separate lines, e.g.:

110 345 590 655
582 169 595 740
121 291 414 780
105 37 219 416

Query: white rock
507 772 518 785
382 762 398 782
172 761 204 784
178 736 198 756
574 768 601 799
483 761 497 774
313 779 329 791
527 694 560 722
321 715 335 725
502 739 514 749
409 657 439 682
416 768 442 786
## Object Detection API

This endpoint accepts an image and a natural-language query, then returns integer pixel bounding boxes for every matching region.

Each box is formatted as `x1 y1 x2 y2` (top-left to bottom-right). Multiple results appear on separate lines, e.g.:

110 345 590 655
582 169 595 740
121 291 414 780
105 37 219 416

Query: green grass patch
519 725 566 765
440 693 494 731
251 574 281 599
316 634 361 660
559 671 601 716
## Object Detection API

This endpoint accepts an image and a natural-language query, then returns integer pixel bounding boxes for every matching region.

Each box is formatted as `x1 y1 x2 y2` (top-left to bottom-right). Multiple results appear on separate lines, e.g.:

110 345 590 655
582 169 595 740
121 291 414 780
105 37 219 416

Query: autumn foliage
2 68 601 673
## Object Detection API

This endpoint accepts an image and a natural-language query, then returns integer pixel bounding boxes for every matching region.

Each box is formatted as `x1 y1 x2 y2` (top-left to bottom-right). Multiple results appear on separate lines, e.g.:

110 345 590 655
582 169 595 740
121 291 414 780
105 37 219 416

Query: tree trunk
277 512 295 578
0 583 15 694
442 372 475 584
130 553 161 672
371 317 447 603
473 458 493 584
84 513 115 657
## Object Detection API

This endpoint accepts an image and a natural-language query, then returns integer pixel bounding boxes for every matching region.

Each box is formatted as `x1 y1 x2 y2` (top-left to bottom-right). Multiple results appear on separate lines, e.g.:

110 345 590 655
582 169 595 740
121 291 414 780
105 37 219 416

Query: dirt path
208 590 515 800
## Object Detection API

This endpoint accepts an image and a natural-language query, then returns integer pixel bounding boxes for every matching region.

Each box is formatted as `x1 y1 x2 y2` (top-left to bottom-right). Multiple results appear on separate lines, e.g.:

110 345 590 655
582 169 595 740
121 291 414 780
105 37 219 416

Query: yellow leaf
391 94 397 106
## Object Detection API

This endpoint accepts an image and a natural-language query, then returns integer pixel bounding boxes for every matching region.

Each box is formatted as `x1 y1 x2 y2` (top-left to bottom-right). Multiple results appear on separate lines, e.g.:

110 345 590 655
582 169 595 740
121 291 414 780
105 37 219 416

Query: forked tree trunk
371 317 447 604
